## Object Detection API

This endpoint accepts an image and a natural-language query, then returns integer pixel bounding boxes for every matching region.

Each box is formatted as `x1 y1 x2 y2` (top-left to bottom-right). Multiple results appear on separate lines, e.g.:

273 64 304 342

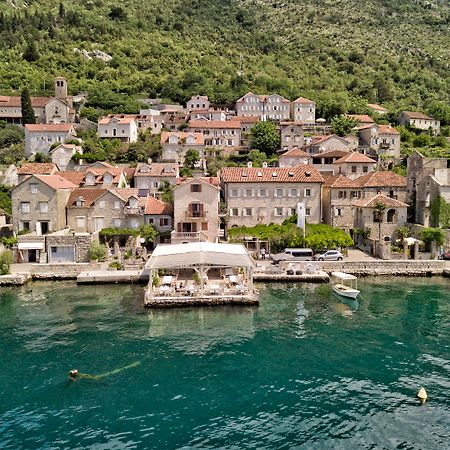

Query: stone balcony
170 231 208 243
124 206 143 215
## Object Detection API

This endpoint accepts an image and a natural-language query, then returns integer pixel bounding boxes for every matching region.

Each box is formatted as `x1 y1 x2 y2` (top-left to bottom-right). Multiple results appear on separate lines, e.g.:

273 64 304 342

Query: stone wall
46 234 92 262
30 262 101 279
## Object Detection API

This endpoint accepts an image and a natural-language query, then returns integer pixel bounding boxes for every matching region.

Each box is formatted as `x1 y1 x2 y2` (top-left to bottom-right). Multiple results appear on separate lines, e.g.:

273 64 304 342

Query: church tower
55 76 68 101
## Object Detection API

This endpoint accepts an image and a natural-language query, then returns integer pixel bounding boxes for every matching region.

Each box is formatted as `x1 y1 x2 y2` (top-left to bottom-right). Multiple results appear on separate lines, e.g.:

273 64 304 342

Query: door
28 249 38 263
94 217 104 231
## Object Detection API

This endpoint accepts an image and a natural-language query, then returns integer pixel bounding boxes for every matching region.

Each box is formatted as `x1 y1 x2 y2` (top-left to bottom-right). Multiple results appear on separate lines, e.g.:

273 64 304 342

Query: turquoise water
1 278 449 449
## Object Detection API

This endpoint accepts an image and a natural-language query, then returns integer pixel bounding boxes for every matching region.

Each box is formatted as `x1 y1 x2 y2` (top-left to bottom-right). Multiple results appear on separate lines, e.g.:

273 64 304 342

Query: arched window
387 209 396 223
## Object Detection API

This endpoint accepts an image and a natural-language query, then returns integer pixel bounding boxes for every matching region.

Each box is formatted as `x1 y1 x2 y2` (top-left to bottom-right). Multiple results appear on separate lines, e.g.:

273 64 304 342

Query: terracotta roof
145 196 173 215
237 116 260 123
280 148 309 158
58 171 85 186
67 188 108 207
189 119 241 129
220 165 324 183
0 95 50 108
346 114 374 124
355 171 406 188
160 131 204 145
49 143 82 153
25 124 75 132
333 152 377 164
33 174 77 190
98 115 136 125
86 166 123 184
353 194 408 208
176 176 220 186
309 134 345 145
367 103 388 112
312 149 348 159
17 162 57 175
121 167 136 179
378 125 399 135
109 188 139 202
293 97 314 104
135 163 178 177
357 123 377 131
323 174 360 188
402 111 434 120
280 121 305 126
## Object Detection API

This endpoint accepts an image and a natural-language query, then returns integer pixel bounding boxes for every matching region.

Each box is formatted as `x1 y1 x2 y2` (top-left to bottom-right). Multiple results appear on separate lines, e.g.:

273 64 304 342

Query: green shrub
0 249 13 275
108 261 123 270
89 242 107 261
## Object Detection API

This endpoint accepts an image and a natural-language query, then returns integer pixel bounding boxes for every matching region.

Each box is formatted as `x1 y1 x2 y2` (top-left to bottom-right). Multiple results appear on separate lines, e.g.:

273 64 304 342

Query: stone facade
133 162 178 197
280 122 305 151
186 95 210 111
24 124 77 156
304 135 352 155
398 111 440 135
235 92 290 121
50 143 82 171
46 234 92 263
291 98 315 123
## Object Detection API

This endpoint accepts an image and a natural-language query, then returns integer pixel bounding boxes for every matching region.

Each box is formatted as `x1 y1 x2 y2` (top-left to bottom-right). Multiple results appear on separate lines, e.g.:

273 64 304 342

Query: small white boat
330 272 360 299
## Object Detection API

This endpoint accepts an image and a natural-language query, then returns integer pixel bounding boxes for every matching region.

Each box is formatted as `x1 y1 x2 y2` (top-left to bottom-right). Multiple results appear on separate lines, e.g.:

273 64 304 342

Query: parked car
271 248 314 264
313 250 344 261
442 252 450 260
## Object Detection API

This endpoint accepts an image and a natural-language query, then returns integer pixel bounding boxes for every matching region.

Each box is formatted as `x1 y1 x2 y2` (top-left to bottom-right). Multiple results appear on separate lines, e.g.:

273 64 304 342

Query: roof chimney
262 162 268 168
247 161 252 168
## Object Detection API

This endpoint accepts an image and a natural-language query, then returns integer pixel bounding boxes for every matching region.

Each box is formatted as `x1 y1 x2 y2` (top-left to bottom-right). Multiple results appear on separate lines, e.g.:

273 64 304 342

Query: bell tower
55 76 68 100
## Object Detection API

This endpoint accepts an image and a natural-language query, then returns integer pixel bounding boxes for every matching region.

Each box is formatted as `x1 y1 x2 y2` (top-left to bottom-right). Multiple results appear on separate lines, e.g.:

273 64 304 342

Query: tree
374 202 386 241
0 249 13 275
21 88 36 125
158 181 174 203
109 6 127 21
22 41 39 62
250 121 280 155
330 115 359 137
184 149 200 169
138 224 158 245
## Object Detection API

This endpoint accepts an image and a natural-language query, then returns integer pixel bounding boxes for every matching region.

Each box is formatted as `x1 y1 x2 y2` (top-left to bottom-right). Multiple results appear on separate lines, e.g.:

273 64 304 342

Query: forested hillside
0 0 449 118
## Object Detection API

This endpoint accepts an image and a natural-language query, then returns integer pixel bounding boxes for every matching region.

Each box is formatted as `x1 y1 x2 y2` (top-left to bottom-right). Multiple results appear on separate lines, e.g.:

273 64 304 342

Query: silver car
314 250 344 261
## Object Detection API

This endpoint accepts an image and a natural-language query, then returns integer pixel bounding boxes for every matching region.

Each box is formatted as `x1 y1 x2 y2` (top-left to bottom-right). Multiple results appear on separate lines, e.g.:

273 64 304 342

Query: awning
146 242 255 269
18 242 45 250
331 272 357 280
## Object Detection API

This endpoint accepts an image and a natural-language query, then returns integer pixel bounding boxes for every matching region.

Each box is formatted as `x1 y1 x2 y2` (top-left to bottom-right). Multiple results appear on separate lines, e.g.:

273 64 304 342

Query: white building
98 115 138 143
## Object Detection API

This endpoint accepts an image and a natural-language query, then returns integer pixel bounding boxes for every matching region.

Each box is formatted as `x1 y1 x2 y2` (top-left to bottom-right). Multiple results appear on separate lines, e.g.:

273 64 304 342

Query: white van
272 248 314 264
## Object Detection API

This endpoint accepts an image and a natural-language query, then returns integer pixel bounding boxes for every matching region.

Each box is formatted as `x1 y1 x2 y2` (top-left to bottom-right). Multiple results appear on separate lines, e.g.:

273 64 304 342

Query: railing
184 210 207 219
124 206 143 215
171 231 208 242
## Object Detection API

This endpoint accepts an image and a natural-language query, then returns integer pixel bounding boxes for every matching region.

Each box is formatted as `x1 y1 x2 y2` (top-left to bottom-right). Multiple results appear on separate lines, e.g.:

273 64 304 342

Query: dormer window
86 173 95 185
140 165 150 173
272 172 277 177
75 196 85 208
104 173 113 184
257 172 262 177
129 197 138 208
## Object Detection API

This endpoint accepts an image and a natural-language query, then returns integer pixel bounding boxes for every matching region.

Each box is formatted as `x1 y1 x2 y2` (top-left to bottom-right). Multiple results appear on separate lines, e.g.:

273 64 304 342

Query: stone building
50 143 82 171
310 150 348 176
332 152 377 179
12 174 76 235
280 122 305 151
17 162 58 184
220 165 324 228
134 162 179 197
304 134 352 155
144 196 173 243
291 97 315 123
278 148 310 167
358 124 401 159
24 123 77 156
188 120 241 151
160 131 205 166
186 95 210 112
398 111 440 135
235 92 291 121
172 177 220 243
98 115 138 143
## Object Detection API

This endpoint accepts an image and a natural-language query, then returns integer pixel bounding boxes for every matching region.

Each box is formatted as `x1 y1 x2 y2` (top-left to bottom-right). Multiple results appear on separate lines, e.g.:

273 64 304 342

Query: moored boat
330 272 360 299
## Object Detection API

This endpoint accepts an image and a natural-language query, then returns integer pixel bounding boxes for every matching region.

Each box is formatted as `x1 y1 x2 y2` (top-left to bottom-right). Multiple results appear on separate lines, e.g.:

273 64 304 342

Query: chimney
247 161 252 168
262 161 268 168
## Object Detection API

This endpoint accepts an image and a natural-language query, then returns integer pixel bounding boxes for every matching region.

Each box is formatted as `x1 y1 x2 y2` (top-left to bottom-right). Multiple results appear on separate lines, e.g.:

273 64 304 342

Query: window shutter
201 222 208 231
177 223 182 232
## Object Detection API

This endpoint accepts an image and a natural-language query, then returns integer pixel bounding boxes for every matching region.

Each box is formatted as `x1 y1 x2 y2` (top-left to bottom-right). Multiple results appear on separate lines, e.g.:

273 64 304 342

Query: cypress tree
23 40 39 62
21 88 36 125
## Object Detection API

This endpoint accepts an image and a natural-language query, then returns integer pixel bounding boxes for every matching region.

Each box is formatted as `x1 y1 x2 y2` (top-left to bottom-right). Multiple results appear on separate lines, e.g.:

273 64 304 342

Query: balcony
124 206 143 215
171 231 208 243
185 210 207 219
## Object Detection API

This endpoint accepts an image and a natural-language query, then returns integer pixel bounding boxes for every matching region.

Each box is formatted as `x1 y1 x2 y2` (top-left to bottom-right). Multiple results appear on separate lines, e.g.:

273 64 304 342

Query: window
113 218 121 227
160 218 169 227
274 207 283 216
351 166 357 173
30 184 38 194
304 189 311 197
351 191 359 199
76 216 85 228
39 202 48 213
20 221 30 232
290 208 296 216
153 182 159 188
338 191 347 199
275 188 284 197
191 184 202 193
305 208 311 216
335 208 342 217
289 188 298 197
258 189 268 197
114 201 121 209
230 189 239 197
244 189 253 197
21 202 30 213
363 166 368 173
244 208 252 216
230 208 239 216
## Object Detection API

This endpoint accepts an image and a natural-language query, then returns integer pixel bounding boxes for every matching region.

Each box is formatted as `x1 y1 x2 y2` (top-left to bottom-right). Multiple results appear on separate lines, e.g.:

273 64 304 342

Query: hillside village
0 77 449 265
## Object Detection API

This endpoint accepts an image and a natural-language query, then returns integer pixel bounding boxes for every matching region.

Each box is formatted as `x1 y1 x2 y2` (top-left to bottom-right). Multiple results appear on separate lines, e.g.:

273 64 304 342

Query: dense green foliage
1 0 448 115
250 121 280 155
229 221 353 252
0 184 12 216
88 241 107 261
0 249 13 275
419 227 445 246
430 197 450 228
331 115 359 137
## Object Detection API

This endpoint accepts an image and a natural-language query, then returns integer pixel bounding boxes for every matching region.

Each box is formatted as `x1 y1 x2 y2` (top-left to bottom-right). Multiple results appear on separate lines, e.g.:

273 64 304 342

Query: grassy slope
0 0 448 113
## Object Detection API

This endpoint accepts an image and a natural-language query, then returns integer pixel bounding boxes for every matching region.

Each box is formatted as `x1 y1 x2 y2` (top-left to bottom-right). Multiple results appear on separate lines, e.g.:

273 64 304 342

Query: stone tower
55 76 68 101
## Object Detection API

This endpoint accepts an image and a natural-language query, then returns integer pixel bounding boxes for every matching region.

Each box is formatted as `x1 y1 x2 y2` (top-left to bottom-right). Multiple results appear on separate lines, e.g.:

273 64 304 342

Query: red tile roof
160 131 204 145
402 111 434 120
176 176 220 186
333 152 377 164
135 163 178 177
0 95 50 108
33 174 77 190
367 103 388 112
25 124 75 132
323 174 360 188
353 194 408 208
355 171 406 187
280 148 309 158
346 114 374 124
109 188 139 201
378 125 399 135
293 97 314 104
236 116 260 123
312 149 348 159
220 165 324 183
145 196 173 215
58 171 85 186
189 119 241 129
98 115 136 124
67 188 108 207
17 162 57 175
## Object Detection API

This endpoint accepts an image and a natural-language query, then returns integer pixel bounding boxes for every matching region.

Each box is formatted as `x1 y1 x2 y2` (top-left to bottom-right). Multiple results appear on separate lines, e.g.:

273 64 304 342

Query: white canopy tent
145 242 255 270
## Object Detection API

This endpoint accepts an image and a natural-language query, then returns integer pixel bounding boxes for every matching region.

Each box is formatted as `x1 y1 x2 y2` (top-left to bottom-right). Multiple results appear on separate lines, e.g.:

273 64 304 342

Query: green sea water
0 278 449 449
